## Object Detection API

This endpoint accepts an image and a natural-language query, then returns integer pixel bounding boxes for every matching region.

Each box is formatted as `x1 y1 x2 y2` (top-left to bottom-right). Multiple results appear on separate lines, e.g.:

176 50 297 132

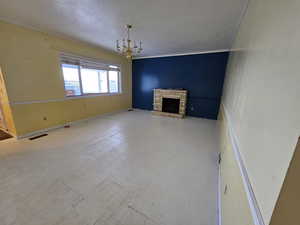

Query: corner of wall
0 67 17 136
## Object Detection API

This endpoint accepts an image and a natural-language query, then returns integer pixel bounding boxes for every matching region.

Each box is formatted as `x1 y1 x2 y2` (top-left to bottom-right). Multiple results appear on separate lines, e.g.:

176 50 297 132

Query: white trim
10 93 123 105
16 109 128 139
221 103 265 225
77 63 84 95
218 163 222 225
133 49 230 59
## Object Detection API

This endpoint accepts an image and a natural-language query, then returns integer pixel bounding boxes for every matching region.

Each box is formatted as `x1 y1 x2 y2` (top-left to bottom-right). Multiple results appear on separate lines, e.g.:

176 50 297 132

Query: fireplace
152 89 187 118
162 98 180 114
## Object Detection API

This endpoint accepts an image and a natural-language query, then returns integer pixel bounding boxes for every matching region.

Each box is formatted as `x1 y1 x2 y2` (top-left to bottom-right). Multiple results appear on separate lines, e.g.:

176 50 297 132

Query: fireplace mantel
152 89 187 118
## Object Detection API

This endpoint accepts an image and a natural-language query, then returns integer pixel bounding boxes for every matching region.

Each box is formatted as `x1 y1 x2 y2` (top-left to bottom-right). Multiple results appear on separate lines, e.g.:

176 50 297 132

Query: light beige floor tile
0 110 219 225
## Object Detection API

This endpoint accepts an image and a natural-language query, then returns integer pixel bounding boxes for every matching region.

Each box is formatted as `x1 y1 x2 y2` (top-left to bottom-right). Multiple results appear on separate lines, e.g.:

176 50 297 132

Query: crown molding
133 49 230 59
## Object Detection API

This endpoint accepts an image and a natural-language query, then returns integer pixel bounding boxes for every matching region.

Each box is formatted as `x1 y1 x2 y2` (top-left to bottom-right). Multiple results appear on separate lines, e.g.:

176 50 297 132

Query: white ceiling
0 0 247 57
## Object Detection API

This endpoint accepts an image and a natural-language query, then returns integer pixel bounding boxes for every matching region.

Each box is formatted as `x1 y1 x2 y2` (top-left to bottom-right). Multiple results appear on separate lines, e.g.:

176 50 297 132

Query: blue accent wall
132 52 229 120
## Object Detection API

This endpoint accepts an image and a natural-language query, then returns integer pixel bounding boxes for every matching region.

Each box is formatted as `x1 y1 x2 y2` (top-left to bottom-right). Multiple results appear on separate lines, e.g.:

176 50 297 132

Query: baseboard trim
16 109 128 139
221 103 265 225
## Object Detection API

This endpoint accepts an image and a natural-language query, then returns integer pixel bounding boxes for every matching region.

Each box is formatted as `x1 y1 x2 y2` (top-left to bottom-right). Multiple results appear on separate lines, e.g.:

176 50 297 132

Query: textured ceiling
0 0 247 57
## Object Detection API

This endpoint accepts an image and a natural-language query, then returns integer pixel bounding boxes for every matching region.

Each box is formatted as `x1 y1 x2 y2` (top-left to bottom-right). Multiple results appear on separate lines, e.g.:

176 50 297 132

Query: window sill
65 93 123 100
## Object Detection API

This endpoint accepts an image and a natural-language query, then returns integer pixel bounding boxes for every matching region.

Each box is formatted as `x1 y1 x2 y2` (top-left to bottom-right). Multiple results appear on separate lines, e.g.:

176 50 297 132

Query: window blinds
60 52 120 71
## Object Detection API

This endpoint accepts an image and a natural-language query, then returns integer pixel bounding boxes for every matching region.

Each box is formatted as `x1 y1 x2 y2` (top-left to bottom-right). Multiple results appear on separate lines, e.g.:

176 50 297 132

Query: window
61 54 121 97
108 71 119 93
81 68 108 94
62 64 81 96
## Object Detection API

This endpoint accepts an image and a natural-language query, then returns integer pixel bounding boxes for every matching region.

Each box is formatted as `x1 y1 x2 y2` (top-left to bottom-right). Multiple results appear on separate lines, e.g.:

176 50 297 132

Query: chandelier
116 24 143 59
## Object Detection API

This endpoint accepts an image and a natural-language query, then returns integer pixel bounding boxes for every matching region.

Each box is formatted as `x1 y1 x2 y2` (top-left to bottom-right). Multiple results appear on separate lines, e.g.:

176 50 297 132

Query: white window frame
60 53 122 98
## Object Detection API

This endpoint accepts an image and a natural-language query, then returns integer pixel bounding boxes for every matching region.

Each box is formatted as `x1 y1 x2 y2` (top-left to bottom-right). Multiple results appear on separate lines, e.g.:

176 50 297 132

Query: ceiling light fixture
116 24 143 60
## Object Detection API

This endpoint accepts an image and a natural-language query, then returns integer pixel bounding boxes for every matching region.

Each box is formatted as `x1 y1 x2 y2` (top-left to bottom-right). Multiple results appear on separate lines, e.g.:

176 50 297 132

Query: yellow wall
219 107 254 225
0 21 132 137
221 0 300 223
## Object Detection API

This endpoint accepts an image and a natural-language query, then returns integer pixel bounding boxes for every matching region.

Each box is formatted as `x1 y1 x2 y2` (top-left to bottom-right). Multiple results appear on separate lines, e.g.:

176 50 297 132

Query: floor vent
29 134 48 140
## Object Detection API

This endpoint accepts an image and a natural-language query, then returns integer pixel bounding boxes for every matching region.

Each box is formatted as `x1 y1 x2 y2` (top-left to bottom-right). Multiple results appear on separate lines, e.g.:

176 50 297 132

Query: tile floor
0 110 219 225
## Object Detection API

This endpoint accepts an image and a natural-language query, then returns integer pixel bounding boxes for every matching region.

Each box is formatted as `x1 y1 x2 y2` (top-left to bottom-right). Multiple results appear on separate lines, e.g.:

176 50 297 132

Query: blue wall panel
132 52 229 119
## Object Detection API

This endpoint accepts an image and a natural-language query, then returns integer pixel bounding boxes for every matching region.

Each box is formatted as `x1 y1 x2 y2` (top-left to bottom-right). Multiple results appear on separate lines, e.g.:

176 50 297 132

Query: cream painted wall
0 21 132 136
219 107 254 225
222 0 300 224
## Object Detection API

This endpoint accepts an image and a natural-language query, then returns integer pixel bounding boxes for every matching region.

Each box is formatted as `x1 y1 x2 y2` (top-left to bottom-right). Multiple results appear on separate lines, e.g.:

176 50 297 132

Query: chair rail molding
221 103 265 225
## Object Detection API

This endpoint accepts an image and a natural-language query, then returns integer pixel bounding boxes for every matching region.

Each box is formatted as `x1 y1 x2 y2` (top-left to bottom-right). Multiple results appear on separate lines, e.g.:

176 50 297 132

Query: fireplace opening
162 98 180 114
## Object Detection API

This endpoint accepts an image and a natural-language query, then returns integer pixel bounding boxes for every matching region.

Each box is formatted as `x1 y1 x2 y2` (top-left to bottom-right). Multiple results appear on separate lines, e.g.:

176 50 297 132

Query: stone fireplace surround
152 89 187 118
